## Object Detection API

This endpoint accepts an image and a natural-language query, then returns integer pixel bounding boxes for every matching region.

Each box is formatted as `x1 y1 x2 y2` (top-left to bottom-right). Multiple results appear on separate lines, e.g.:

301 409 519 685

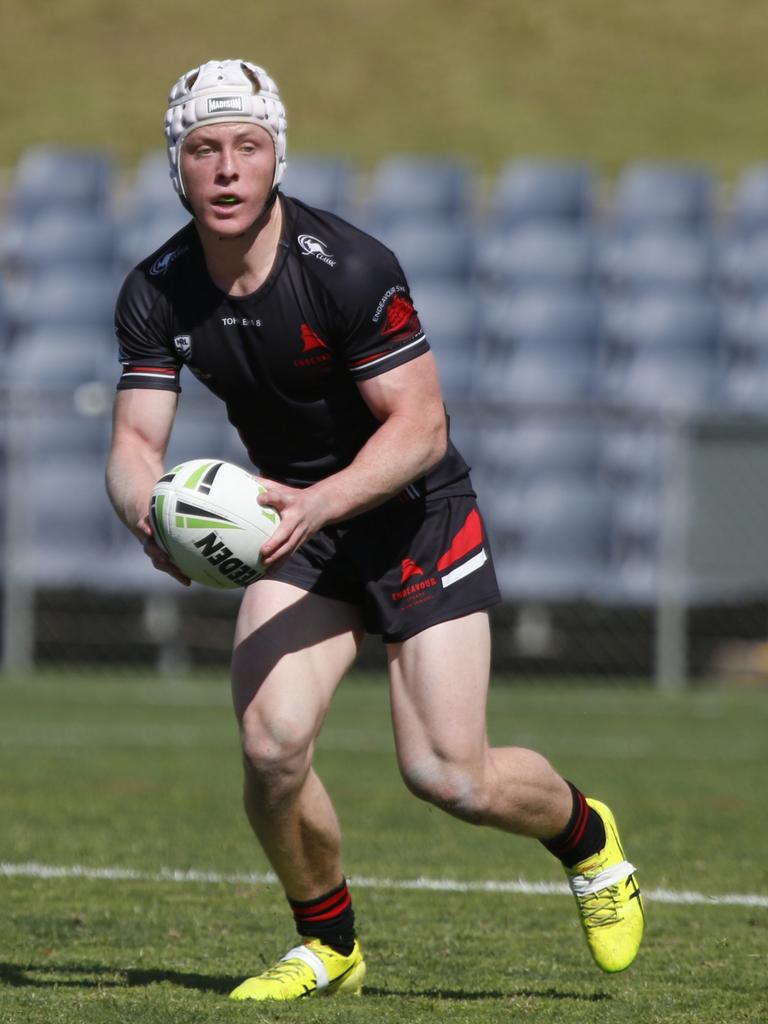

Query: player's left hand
256 479 331 568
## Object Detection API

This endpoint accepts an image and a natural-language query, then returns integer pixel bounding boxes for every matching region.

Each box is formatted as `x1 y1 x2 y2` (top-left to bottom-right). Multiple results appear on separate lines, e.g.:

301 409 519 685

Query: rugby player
105 59 644 1001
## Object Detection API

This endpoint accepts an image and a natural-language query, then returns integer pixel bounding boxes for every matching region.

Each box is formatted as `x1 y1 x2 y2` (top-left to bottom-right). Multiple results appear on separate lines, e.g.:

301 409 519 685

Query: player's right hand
137 515 192 586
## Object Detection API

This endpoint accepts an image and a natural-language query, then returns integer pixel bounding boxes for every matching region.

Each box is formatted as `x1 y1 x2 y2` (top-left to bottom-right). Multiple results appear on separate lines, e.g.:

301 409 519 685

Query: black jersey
114 194 470 493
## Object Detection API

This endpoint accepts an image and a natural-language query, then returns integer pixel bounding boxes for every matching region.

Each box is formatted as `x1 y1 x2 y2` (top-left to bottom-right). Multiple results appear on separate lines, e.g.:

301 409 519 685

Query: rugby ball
149 459 280 589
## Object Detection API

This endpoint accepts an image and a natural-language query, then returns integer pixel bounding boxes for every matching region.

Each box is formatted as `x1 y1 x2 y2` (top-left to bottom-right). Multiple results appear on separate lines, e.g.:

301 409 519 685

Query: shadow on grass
0 962 611 1003
365 985 612 1002
0 961 235 995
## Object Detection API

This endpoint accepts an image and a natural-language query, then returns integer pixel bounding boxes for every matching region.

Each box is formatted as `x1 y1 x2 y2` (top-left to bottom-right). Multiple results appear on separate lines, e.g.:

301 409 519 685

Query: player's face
180 123 276 234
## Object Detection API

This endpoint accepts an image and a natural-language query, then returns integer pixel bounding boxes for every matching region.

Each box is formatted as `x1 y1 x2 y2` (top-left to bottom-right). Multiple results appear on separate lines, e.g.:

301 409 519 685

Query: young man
106 59 644 1001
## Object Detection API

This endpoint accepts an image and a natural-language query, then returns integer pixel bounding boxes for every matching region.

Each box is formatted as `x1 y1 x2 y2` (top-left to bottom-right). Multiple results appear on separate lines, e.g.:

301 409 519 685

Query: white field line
1 861 767 909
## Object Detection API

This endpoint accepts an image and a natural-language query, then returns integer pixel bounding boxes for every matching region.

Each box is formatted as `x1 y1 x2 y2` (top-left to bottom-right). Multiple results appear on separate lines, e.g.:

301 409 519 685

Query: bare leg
232 580 364 898
388 612 572 838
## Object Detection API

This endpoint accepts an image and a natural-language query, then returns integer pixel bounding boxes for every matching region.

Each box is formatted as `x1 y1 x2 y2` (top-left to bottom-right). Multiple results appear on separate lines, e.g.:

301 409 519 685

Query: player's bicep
110 388 178 461
356 350 445 424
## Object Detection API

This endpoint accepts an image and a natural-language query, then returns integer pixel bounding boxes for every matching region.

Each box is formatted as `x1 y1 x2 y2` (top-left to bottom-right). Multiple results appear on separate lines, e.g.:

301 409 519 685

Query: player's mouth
212 194 243 208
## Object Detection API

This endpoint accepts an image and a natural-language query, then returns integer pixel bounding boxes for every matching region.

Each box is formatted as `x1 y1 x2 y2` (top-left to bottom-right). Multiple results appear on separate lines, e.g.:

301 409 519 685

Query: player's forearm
105 442 164 538
313 407 447 522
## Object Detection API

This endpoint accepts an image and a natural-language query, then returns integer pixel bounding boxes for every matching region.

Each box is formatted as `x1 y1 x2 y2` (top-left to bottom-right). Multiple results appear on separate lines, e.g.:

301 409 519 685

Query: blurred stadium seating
489 158 595 226
2 146 768 683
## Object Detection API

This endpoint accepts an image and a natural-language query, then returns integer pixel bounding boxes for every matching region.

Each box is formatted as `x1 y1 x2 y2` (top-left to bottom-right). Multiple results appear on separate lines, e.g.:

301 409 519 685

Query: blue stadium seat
606 485 662 604
475 290 599 403
282 155 356 215
490 159 595 226
716 230 768 299
602 349 723 413
600 293 721 363
476 418 601 485
16 408 110 464
117 208 192 270
599 295 723 410
476 221 596 292
11 456 114 589
729 164 768 235
597 229 716 296
367 156 475 225
610 161 714 230
0 275 10 351
473 348 595 405
723 295 768 366
491 479 613 601
481 288 601 354
722 352 768 412
7 145 114 222
410 281 479 399
130 149 178 212
13 210 117 276
6 327 116 389
599 427 663 491
376 219 475 284
11 272 119 333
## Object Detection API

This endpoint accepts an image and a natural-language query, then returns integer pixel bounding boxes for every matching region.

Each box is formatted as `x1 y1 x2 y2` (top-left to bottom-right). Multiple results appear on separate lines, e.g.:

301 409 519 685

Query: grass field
3 2 768 176
0 671 766 1023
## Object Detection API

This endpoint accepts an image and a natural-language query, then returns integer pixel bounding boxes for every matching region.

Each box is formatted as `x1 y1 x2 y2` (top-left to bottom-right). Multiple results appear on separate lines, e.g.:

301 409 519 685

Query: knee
399 754 489 824
239 710 312 800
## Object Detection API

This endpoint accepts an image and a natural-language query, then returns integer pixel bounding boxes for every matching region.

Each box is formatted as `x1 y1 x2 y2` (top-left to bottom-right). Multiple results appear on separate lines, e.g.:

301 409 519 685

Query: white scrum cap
164 59 287 200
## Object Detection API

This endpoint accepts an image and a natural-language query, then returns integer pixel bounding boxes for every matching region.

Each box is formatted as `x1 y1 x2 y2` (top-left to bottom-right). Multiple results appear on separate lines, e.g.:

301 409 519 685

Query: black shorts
265 491 501 643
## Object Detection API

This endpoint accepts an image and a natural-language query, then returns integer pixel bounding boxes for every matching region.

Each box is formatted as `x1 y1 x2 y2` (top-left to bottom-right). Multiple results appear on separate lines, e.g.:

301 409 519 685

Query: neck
196 194 284 297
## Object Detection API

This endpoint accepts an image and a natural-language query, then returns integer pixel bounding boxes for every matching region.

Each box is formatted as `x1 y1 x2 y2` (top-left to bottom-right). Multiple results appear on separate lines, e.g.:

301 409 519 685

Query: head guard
164 59 287 202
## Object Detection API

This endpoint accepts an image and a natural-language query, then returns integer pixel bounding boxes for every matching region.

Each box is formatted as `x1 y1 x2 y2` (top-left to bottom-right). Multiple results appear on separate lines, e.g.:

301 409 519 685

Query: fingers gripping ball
149 459 280 588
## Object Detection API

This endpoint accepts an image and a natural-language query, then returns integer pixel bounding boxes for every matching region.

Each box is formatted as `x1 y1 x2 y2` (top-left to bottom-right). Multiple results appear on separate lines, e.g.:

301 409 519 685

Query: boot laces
576 885 621 928
260 958 314 989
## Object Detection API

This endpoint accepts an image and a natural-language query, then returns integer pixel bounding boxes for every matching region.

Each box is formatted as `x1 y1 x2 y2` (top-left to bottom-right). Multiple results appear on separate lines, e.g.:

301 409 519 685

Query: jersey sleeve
334 243 429 382
114 269 181 393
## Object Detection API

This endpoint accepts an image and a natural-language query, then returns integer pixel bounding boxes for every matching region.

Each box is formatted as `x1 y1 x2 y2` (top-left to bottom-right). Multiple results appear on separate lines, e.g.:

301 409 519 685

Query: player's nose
215 147 239 180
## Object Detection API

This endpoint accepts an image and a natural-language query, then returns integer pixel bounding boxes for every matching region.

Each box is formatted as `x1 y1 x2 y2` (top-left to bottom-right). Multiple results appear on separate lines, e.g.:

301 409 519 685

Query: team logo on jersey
150 244 188 277
294 323 332 368
372 284 407 323
300 323 329 353
382 295 420 339
173 334 192 361
298 234 337 267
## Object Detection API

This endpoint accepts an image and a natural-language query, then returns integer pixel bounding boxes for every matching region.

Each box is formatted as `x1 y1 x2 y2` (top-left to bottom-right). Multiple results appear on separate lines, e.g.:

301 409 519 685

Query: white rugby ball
149 459 280 589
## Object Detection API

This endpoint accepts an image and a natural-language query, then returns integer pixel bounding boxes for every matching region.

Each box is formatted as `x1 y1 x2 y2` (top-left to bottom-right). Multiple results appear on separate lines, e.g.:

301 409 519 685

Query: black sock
288 879 356 956
541 782 606 868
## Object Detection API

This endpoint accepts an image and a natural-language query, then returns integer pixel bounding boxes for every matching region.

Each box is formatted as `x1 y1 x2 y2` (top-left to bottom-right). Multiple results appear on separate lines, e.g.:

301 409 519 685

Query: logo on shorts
391 509 488 607
400 558 426 584
298 234 337 267
173 334 192 361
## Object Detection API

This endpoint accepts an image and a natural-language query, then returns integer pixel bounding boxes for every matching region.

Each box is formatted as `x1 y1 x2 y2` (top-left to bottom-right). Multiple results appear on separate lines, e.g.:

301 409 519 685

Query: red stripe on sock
290 884 350 919
299 893 352 923
562 794 589 851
